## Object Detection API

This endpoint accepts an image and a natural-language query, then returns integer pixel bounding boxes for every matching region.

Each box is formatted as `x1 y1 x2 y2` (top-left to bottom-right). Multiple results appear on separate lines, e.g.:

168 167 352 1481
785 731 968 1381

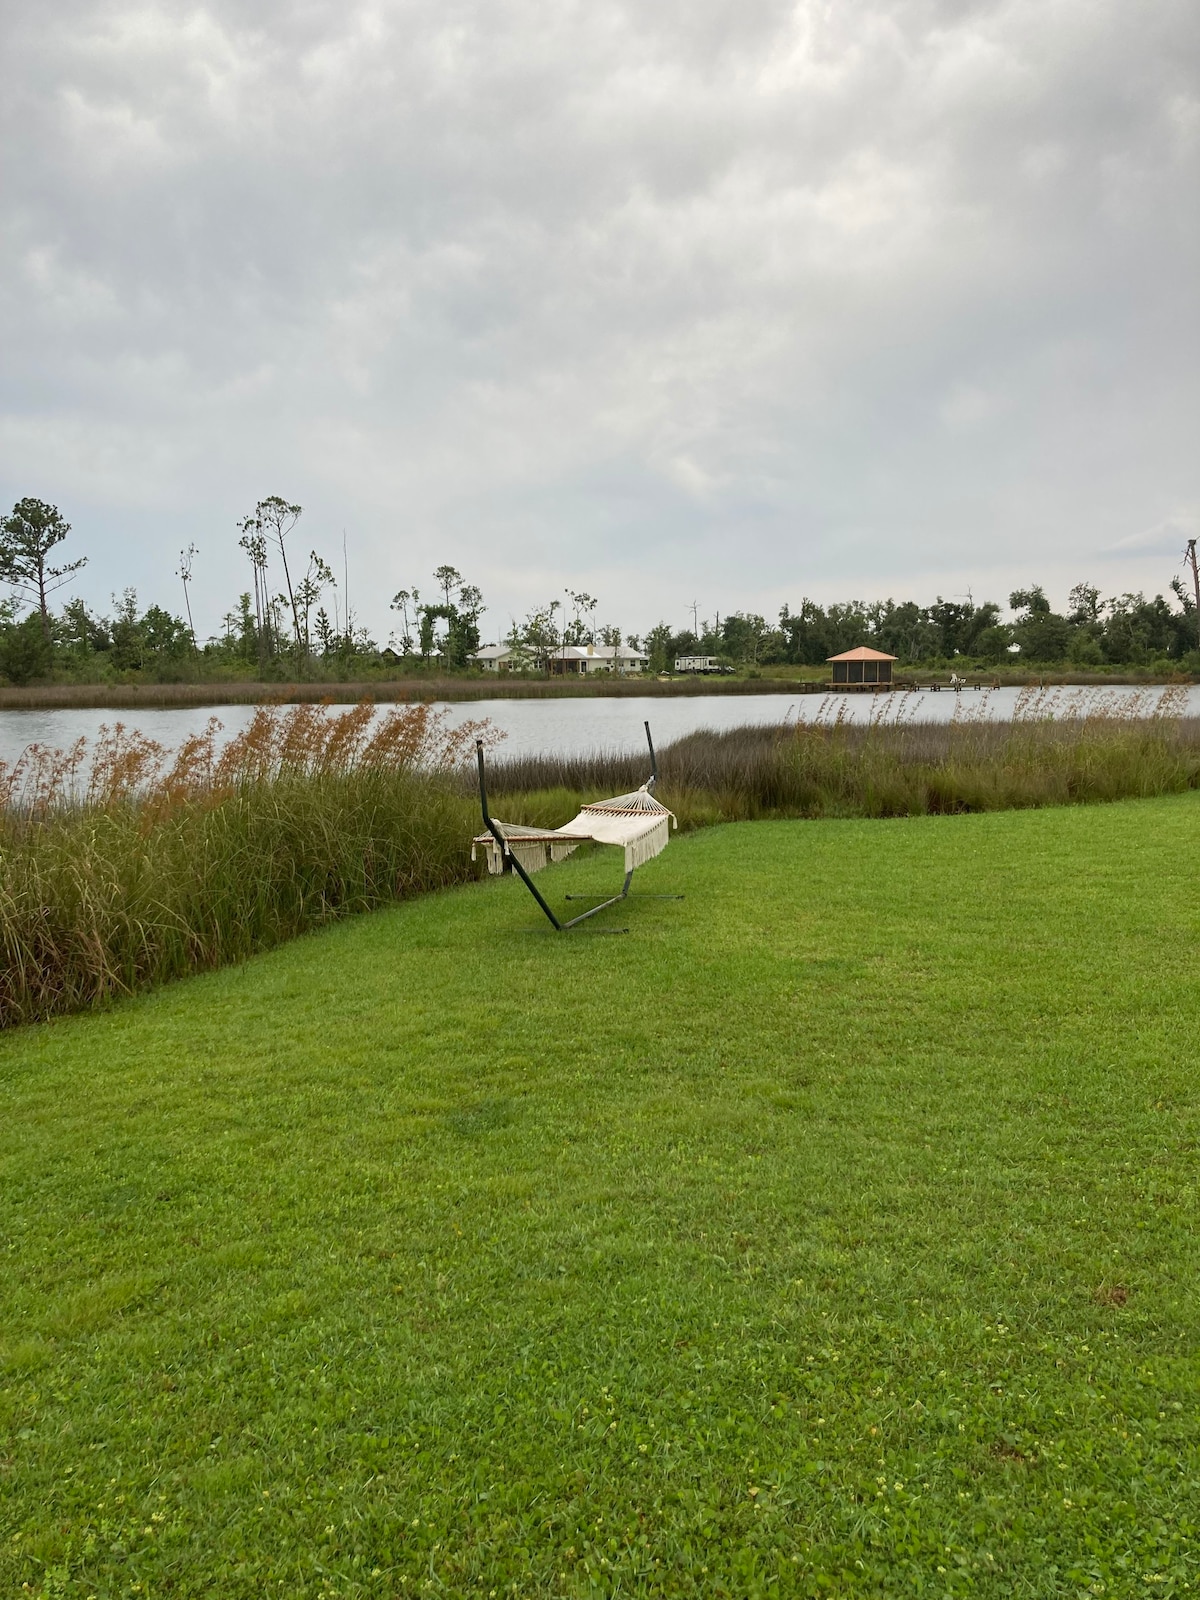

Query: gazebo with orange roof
827 646 898 686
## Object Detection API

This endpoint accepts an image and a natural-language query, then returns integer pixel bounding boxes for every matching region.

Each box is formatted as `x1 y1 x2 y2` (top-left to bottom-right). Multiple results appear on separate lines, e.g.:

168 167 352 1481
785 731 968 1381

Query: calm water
1 683 1198 770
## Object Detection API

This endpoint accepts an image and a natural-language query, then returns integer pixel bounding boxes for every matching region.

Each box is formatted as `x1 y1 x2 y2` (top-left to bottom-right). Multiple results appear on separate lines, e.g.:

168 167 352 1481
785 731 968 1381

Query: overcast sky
2 0 1197 644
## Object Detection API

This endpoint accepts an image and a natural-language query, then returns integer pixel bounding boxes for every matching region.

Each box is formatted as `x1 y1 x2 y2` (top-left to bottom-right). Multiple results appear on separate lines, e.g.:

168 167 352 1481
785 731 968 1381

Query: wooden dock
794 680 996 694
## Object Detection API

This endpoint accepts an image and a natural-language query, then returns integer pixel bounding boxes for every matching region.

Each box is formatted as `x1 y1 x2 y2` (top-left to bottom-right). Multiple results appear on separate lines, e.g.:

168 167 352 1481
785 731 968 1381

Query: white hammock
472 784 676 877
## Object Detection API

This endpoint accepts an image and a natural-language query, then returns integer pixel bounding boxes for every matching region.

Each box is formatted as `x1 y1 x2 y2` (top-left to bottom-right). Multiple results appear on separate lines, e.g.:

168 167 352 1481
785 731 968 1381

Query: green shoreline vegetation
1 660 1197 712
2 497 1199 698
1 797 1198 1594
2 697 1200 1030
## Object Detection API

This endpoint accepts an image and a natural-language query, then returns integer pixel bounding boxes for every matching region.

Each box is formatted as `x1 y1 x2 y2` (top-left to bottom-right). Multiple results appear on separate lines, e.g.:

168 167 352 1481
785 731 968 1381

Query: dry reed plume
0 702 497 1028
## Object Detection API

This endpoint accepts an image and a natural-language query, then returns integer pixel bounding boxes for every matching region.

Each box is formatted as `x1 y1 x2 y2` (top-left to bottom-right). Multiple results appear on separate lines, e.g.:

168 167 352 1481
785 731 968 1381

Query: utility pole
1186 539 1200 650
342 531 350 647
689 598 699 636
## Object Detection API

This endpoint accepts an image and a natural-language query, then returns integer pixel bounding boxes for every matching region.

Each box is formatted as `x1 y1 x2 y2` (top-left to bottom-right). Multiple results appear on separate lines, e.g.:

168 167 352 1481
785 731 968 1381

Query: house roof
551 645 649 660
470 642 649 661
826 646 898 662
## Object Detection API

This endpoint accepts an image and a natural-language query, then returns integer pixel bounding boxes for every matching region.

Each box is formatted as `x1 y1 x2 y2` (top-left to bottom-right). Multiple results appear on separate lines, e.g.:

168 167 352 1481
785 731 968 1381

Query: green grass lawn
2 797 1198 1598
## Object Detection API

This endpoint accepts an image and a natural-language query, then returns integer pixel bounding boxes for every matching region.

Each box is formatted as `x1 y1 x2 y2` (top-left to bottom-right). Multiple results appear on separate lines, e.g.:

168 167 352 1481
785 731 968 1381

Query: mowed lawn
2 797 1198 1599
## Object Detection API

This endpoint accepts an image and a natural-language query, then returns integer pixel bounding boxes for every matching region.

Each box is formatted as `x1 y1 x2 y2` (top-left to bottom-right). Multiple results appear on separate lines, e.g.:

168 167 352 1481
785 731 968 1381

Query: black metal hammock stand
472 721 683 932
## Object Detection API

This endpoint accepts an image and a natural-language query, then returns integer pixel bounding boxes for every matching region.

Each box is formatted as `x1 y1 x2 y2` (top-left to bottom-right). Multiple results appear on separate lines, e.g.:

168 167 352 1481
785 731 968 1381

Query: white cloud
0 0 1196 638
1106 511 1199 557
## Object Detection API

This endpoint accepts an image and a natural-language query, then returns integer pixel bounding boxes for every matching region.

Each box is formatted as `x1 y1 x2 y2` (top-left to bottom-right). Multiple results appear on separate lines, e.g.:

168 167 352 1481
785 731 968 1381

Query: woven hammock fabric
473 785 676 876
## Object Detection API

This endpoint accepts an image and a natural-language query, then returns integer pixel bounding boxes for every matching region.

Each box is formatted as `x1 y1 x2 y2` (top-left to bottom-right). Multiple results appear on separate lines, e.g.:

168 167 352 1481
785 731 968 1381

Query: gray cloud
1 0 1196 640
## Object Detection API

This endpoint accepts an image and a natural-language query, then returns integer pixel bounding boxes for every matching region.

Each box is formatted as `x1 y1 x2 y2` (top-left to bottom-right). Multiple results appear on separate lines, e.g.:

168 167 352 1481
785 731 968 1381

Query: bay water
2 683 1198 770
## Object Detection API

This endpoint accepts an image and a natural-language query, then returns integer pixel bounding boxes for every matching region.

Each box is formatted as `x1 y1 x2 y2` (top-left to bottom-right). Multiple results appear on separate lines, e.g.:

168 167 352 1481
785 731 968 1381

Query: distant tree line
0 495 484 686
632 582 1200 673
1 494 1198 686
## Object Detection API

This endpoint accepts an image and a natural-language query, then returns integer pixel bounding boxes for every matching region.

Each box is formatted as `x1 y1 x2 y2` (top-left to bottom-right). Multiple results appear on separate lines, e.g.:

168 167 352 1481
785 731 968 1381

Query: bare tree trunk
276 541 300 647
36 560 49 642
179 544 198 651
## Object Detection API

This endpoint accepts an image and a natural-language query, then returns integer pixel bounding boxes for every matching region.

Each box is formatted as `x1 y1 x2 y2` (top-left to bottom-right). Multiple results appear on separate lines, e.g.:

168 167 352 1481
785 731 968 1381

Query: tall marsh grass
483 686 1200 828
0 703 493 1028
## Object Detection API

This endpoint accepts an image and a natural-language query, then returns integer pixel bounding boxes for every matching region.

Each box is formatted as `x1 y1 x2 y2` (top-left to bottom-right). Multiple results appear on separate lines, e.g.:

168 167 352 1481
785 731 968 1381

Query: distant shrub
0 613 53 686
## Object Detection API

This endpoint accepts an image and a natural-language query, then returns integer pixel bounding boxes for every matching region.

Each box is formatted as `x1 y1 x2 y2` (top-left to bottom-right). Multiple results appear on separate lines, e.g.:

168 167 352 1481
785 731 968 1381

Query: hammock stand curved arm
474 720 677 933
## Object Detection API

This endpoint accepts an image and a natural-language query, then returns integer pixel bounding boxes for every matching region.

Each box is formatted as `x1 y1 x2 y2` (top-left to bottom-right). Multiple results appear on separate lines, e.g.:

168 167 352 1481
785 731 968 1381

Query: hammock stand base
564 891 685 901
474 723 680 934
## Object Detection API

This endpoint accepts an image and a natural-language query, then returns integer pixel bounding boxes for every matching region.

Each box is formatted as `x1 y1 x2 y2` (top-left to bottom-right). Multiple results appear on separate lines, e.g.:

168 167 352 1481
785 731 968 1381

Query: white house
471 642 648 675
471 644 524 671
564 643 648 675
